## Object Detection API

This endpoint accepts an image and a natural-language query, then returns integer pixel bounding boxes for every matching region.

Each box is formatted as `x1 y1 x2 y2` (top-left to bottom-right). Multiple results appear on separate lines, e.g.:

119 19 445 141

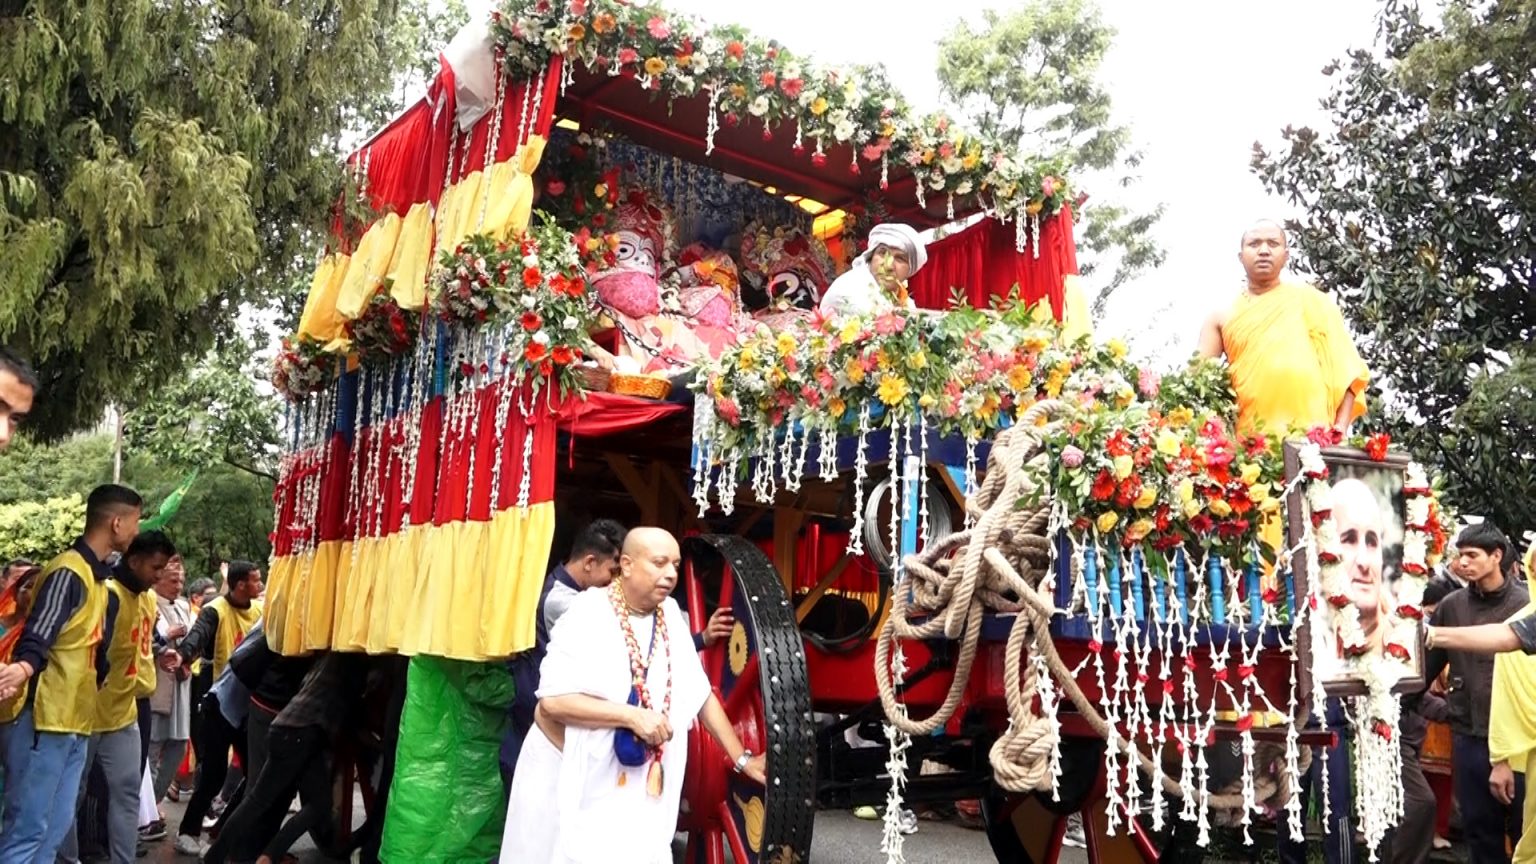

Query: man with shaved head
499 527 766 863
1196 220 1370 437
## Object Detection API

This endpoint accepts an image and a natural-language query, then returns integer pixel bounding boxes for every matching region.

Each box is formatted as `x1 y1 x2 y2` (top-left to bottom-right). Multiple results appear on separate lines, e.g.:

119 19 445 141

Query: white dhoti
499 588 710 864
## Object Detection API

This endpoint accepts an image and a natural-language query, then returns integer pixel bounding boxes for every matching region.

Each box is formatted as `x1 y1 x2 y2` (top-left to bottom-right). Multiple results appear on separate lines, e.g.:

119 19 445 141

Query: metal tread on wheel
680 534 815 864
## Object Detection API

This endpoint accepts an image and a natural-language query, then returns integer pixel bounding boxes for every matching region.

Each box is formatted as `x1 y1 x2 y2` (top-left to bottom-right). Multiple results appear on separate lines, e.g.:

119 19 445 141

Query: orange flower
522 267 542 288
525 341 548 363
644 57 667 77
567 23 586 42
592 12 616 33
552 345 574 366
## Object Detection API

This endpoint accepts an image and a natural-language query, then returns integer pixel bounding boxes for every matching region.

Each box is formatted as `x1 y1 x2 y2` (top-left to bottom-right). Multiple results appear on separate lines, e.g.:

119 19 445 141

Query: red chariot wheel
677 534 815 864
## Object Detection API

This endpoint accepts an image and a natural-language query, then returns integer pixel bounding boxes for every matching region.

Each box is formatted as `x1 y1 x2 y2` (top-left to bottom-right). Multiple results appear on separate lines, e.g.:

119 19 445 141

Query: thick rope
872 401 1303 814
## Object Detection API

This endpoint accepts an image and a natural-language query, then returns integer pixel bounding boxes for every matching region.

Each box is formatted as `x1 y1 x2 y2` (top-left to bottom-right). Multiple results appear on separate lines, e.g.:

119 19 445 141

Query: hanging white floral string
847 404 871 557
704 83 720 155
691 399 717 516
962 434 978 529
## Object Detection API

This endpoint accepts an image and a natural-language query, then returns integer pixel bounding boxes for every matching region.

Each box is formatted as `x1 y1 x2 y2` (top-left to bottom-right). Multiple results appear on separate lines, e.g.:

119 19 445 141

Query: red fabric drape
555 391 688 437
908 208 1078 320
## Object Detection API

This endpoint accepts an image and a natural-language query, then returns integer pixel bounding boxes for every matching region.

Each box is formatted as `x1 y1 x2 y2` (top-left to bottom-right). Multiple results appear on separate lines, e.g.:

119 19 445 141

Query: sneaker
1063 813 1087 848
140 820 168 841
898 807 919 835
852 805 879 820
202 814 220 830
173 833 204 856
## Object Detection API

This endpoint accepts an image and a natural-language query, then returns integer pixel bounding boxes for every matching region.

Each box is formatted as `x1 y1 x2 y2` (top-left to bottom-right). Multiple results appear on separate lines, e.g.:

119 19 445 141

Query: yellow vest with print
95 580 158 733
207 595 262 679
0 550 109 733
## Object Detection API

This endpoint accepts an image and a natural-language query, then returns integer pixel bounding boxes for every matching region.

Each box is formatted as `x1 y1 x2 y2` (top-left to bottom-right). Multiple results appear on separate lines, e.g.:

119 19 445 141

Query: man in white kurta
819 222 928 317
500 552 711 862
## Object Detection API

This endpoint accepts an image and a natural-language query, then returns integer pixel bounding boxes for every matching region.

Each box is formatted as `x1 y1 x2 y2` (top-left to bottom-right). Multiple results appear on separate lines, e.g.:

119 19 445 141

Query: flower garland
490 0 1073 228
272 335 333 403
346 294 420 367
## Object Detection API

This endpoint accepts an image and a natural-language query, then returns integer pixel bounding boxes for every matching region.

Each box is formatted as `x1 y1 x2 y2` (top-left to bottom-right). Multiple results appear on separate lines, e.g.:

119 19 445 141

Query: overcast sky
458 0 1384 364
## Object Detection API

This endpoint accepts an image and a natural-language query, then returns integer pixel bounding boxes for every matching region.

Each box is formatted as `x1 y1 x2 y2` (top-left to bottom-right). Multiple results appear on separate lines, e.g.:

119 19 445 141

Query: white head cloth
864 223 927 275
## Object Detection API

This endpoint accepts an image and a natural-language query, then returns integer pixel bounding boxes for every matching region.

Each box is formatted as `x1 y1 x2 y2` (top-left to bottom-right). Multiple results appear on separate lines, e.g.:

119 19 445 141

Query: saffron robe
499 589 710 864
1221 281 1369 436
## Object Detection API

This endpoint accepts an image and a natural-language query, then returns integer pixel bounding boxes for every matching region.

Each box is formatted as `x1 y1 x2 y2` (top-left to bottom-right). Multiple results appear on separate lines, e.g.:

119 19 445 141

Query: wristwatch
732 750 753 774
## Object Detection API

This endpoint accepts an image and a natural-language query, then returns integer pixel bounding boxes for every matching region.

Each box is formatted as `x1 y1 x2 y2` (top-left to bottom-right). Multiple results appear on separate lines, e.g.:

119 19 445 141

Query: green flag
142 471 199 531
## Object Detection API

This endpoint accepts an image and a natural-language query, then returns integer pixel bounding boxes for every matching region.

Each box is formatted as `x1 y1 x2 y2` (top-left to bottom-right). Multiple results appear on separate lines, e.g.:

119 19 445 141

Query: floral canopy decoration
491 0 1073 238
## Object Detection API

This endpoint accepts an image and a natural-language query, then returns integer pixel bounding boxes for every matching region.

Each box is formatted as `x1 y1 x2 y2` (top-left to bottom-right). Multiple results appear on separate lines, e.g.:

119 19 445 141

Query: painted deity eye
615 240 639 261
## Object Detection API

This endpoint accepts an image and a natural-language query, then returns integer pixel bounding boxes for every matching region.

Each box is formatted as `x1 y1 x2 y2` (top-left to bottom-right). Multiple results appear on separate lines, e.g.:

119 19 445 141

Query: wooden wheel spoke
718 561 736 613
685 559 706 634
719 801 752 864
724 654 760 717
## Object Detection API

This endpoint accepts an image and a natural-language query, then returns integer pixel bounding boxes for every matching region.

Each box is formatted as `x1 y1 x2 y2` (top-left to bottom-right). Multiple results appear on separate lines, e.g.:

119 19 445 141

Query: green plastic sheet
381 655 513 863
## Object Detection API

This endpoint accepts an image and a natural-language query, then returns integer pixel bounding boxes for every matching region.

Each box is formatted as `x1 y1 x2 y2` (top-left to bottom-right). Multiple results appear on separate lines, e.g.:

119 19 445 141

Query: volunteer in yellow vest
0 484 142 864
177 560 264 680
1196 219 1370 437
57 531 175 864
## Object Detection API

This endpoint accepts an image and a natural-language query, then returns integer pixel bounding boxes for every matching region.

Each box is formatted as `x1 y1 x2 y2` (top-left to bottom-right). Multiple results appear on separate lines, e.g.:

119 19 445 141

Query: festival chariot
265 3 1453 862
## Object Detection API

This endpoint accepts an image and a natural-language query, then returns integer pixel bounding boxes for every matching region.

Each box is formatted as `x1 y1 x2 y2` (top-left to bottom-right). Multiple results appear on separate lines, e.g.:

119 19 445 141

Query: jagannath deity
739 222 836 332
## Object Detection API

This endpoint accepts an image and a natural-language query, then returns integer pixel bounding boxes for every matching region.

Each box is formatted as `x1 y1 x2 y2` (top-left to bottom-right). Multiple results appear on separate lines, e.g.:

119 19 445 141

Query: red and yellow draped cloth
269 59 567 661
266 367 561 660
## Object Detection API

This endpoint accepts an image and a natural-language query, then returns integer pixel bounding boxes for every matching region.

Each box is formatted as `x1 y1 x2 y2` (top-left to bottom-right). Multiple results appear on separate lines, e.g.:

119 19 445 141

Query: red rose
521 311 543 332
525 342 548 363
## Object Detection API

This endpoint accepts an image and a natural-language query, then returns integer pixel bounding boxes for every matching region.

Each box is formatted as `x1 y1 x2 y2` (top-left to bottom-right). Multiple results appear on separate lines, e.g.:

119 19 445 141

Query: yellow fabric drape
297 254 351 344
435 171 485 253
388 202 434 310
1222 281 1370 437
264 502 553 661
335 213 404 321
481 135 547 242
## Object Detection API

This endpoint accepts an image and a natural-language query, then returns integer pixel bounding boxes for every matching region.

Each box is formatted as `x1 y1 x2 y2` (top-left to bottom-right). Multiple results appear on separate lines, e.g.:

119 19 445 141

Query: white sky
456 0 1382 364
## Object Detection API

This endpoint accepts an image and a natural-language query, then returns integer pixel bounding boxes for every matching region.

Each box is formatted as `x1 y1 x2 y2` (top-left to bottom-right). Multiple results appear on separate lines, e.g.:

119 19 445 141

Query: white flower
522 254 539 269
577 133 592 146
1406 462 1429 489
749 96 770 117
562 316 580 330
1305 482 1333 513
833 119 856 141
1403 532 1429 567
521 294 538 309
698 35 721 56
941 155 964 174
955 179 974 196
533 330 550 345
928 173 947 190
801 89 818 107
782 62 801 79
1406 497 1431 526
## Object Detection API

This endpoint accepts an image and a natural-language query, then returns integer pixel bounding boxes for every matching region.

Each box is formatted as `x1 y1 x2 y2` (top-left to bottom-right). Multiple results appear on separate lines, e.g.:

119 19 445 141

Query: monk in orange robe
1196 220 1370 437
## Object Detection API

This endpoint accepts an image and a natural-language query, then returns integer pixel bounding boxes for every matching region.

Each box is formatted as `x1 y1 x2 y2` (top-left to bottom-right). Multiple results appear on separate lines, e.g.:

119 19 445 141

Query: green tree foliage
125 337 282 481
1252 0 1536 531
0 495 86 563
936 0 1164 314
0 0 471 439
0 434 270 578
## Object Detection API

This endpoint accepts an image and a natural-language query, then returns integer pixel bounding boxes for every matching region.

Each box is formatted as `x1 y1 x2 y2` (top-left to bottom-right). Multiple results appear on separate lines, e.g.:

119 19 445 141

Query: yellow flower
1112 454 1134 480
1259 497 1281 514
838 320 861 344
1134 485 1158 510
906 351 927 370
775 332 798 356
845 356 866 384
874 348 893 371
1023 334 1051 353
880 122 895 138
919 393 937 409
1166 407 1194 428
594 182 609 199
876 373 910 406
1115 388 1135 408
1045 370 1066 397
828 396 847 419
1209 498 1232 518
1182 498 1204 519
644 57 667 77
1096 511 1120 533
675 53 693 68
738 346 759 371
1177 478 1195 504
1249 482 1271 502
1156 428 1183 457
1006 364 1032 391
961 152 980 171
1240 463 1262 485
1107 339 1128 360
1126 518 1155 543
976 392 1001 420
921 148 935 164
769 367 786 388
810 97 829 116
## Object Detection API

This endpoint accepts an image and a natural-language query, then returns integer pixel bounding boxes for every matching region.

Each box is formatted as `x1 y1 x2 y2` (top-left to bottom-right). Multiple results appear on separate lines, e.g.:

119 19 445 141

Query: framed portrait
1285 444 1427 698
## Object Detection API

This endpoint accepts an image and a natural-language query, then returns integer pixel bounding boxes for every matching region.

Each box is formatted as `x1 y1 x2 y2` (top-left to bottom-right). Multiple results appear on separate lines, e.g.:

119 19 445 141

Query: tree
0 495 86 563
0 0 469 439
1252 0 1536 530
936 0 1165 317
125 337 283 481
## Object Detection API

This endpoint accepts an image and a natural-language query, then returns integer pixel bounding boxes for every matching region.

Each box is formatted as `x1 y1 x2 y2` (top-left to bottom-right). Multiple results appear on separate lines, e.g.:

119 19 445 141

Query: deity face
766 268 822 311
609 230 659 278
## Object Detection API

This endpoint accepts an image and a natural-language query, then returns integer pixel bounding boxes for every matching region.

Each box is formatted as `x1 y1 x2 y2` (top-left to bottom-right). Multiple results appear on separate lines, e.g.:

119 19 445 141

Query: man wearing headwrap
819 223 928 317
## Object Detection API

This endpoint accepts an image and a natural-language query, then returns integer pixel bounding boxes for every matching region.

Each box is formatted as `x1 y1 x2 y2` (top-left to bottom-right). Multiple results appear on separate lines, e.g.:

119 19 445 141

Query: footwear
853 805 879 820
140 820 168 841
1433 835 1452 850
166 783 181 803
898 807 919 835
202 814 220 830
173 833 204 856
1063 813 1087 848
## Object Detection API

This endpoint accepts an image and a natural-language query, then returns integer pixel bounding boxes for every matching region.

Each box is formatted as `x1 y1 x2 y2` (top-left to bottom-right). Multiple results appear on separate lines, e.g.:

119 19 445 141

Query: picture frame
1285 443 1427 699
